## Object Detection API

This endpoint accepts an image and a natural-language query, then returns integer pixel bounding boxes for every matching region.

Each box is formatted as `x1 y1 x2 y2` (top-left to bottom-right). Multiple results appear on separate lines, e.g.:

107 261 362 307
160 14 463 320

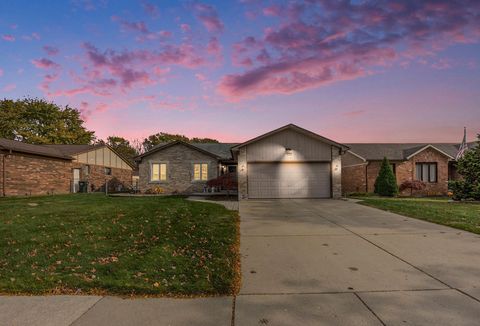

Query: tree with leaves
142 132 219 151
105 136 139 164
374 157 398 196
0 98 95 144
449 135 480 200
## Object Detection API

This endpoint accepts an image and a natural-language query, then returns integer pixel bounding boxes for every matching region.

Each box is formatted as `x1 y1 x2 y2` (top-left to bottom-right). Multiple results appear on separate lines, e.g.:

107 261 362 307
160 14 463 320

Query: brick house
135 124 474 199
0 138 134 196
342 143 473 196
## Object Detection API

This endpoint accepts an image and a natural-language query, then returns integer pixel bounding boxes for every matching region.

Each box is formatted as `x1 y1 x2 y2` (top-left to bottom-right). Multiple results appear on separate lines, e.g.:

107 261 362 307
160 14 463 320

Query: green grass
356 196 480 234
0 194 239 296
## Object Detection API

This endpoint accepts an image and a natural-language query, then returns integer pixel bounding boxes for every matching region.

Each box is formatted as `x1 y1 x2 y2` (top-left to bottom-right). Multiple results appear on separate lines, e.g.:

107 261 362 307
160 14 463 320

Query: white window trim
192 162 209 182
149 162 168 183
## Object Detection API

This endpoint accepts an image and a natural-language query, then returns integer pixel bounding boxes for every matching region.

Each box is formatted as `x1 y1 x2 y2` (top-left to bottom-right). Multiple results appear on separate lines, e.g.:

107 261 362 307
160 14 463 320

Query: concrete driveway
237 199 480 325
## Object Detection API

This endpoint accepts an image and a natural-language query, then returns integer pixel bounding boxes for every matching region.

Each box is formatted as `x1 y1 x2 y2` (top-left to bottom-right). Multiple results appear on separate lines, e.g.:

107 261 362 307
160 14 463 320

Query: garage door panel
248 163 330 198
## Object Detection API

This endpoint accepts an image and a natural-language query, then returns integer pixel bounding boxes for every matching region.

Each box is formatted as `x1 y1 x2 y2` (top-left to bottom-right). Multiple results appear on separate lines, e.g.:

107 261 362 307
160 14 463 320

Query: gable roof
136 141 237 161
231 124 348 151
346 143 461 161
0 138 72 160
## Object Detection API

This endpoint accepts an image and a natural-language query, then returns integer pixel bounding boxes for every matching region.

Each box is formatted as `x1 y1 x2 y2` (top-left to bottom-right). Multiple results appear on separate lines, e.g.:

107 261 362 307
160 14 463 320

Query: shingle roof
143 142 237 160
42 144 100 155
345 143 465 161
0 138 72 160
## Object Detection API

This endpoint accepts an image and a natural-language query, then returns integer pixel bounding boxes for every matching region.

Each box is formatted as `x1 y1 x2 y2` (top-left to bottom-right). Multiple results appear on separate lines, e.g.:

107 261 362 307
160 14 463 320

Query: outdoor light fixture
285 147 293 155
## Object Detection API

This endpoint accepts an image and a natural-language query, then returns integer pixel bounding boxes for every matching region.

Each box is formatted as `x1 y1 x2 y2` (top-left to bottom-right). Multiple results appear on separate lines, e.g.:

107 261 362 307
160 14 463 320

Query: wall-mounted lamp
285 147 293 155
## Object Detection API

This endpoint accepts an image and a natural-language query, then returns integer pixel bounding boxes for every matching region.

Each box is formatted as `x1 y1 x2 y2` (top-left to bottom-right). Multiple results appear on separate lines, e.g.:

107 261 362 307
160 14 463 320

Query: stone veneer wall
138 143 219 194
0 152 71 196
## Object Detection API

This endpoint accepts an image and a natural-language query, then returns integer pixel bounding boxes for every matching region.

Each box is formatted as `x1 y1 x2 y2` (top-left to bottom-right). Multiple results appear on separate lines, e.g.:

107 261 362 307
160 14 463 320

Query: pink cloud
43 45 59 56
194 3 224 33
0 68 3 77
141 2 160 17
180 24 191 32
263 5 282 16
219 0 480 99
343 110 366 117
2 34 15 42
31 58 60 69
2 84 16 92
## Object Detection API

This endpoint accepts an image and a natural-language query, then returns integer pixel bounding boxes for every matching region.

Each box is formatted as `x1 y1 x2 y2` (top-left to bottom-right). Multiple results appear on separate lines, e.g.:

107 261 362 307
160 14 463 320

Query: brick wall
72 163 132 192
342 164 367 194
343 148 450 196
138 143 219 194
1 151 71 196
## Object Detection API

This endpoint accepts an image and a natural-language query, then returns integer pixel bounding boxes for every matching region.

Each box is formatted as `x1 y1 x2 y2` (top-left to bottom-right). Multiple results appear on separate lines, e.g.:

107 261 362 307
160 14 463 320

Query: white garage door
248 162 331 199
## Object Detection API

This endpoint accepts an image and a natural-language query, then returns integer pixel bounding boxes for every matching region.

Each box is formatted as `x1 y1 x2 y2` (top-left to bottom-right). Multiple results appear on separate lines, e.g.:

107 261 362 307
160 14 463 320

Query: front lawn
0 194 239 296
356 197 480 234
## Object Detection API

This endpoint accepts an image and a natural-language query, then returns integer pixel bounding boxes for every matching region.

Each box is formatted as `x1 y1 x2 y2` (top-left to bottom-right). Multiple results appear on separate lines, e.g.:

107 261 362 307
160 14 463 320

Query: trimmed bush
399 180 426 193
374 157 398 197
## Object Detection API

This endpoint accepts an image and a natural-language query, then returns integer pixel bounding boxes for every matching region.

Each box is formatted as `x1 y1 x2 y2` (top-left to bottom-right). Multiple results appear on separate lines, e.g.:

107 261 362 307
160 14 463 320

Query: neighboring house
342 143 475 196
0 138 134 196
136 124 348 199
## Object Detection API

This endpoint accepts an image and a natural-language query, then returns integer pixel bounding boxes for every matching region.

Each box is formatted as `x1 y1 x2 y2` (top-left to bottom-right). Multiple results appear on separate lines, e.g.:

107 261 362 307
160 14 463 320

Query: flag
455 127 468 160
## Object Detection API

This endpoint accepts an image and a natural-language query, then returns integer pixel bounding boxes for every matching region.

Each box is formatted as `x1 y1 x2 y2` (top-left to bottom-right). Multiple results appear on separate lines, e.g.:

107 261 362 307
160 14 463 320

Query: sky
0 0 479 143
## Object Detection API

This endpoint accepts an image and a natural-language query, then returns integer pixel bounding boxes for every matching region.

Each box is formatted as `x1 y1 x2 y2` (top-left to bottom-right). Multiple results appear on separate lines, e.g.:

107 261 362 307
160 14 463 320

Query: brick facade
342 147 451 196
0 151 71 196
0 151 133 197
138 143 219 194
72 163 132 193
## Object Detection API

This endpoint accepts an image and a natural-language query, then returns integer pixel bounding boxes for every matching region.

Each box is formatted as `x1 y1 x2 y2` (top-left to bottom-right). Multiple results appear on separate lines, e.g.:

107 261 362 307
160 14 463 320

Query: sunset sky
1 0 479 143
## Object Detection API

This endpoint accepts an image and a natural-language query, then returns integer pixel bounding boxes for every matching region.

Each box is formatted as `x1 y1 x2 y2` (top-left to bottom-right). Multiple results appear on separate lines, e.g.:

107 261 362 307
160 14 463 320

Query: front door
73 168 80 193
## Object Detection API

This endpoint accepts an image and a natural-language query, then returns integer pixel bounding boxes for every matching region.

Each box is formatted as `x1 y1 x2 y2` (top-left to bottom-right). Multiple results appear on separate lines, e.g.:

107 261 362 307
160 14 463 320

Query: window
151 163 167 181
105 167 112 175
415 163 437 183
193 163 208 181
227 165 237 173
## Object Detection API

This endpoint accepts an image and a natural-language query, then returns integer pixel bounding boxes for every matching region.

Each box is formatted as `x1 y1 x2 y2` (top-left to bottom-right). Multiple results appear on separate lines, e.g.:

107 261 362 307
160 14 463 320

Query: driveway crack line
354 292 386 326
68 296 105 326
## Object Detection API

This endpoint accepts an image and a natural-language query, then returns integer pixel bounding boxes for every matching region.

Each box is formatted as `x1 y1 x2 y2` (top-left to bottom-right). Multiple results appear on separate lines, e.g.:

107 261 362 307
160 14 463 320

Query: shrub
206 172 238 191
399 180 426 192
374 157 398 197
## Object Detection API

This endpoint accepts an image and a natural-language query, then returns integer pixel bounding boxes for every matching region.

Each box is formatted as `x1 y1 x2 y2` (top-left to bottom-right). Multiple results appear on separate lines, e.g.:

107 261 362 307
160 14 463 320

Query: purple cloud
2 34 15 42
220 0 480 99
194 3 224 33
43 45 59 56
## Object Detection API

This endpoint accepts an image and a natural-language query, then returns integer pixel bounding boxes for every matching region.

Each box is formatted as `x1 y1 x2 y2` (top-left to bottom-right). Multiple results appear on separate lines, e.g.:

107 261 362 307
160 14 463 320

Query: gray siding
246 129 332 162
138 143 219 193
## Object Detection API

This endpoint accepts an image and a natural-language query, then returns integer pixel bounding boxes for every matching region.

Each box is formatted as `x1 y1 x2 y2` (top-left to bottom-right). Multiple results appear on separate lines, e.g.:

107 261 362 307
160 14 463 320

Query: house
136 124 348 199
136 124 474 199
136 141 238 194
0 138 134 196
342 143 472 196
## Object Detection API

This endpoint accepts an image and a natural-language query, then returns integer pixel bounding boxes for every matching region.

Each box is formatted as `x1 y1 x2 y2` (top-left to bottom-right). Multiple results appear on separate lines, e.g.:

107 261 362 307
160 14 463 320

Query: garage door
248 162 331 198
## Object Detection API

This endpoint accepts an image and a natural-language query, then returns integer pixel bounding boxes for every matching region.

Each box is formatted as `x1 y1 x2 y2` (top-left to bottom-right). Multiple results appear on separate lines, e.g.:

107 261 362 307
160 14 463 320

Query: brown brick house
342 143 472 196
0 139 134 196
